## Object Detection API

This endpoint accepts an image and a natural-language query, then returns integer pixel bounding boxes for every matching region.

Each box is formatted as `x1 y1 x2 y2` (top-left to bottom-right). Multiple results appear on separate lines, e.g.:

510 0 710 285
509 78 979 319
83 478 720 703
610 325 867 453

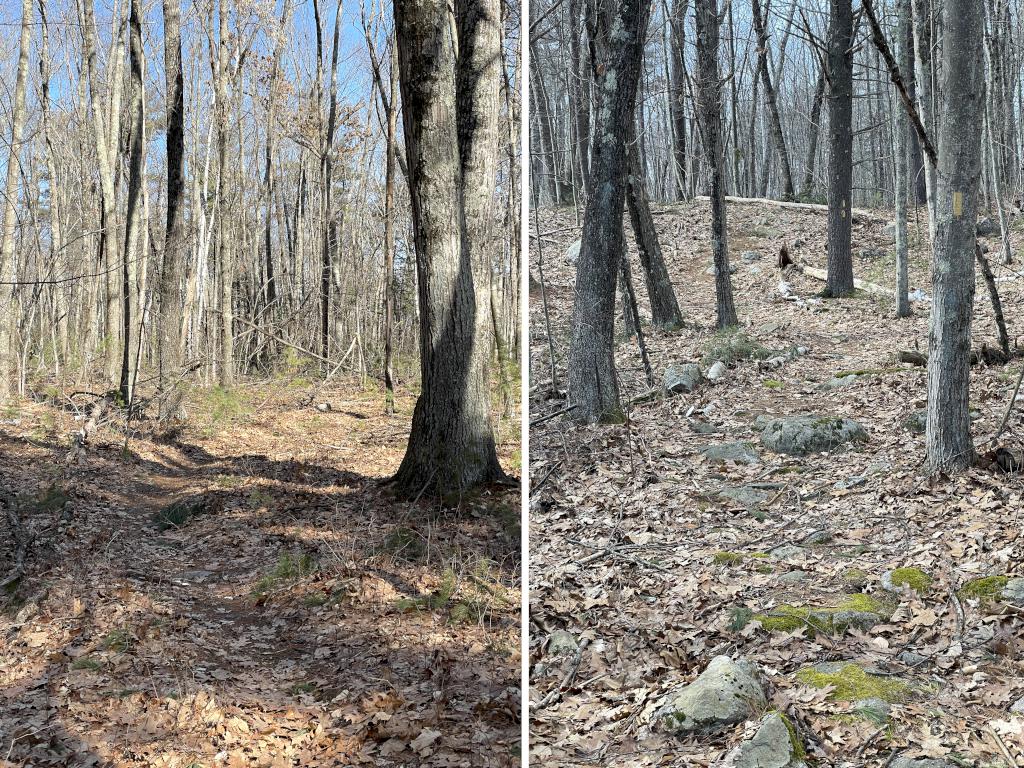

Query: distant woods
0 0 520 442
536 0 1016 474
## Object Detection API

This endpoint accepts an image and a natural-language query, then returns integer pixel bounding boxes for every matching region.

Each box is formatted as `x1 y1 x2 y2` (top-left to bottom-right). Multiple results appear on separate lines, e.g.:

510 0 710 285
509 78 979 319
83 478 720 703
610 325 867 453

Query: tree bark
566 0 651 424
912 0 938 239
0 0 32 399
392 0 504 495
802 66 827 199
383 38 399 412
669 0 689 200
825 0 855 296
926 0 985 473
751 0 796 199
159 0 187 419
694 0 738 328
895 0 911 318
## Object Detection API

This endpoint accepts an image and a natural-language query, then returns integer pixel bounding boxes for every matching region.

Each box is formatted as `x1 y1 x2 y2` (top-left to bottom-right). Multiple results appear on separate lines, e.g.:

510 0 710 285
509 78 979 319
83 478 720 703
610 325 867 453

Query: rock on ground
891 759 957 768
547 630 578 655
1001 577 1024 604
724 713 806 768
701 441 760 465
664 363 704 395
760 415 867 456
566 239 581 262
656 655 766 735
707 361 728 381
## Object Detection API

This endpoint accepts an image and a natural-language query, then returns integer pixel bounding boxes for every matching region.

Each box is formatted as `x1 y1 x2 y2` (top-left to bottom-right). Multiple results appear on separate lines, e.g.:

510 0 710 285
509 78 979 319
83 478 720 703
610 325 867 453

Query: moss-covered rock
841 568 869 590
760 415 867 456
796 662 910 703
657 655 767 735
754 594 894 635
713 551 746 565
882 567 933 594
723 712 807 768
958 575 1009 604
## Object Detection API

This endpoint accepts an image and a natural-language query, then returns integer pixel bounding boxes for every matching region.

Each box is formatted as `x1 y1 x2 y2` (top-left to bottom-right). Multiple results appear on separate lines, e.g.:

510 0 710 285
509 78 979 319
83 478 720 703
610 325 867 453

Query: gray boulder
760 415 867 456
566 239 581 262
904 409 927 434
741 250 762 263
702 441 760 465
657 655 766 735
547 630 578 655
723 713 806 768
976 216 997 236
719 486 770 508
665 363 705 395
707 360 728 381
817 374 862 391
891 760 956 768
1011 696 1024 714
1001 577 1024 604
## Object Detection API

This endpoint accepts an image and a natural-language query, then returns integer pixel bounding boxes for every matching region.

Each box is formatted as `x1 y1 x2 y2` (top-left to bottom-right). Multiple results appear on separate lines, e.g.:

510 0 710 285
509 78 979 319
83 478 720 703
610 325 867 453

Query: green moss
754 594 893 635
841 568 869 588
253 552 318 596
701 328 771 366
763 379 784 389
796 664 909 703
713 551 746 565
957 575 1008 603
774 712 806 759
71 656 102 671
889 567 933 593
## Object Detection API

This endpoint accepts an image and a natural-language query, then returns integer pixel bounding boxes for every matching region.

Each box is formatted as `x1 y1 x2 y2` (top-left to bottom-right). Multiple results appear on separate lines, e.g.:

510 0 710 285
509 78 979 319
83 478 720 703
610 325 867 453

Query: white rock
707 361 727 381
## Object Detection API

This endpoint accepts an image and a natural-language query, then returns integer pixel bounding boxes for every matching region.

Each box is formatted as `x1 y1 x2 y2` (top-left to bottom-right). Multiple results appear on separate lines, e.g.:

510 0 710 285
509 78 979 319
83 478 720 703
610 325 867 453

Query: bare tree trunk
913 0 938 239
159 0 187 419
0 0 32 399
383 38 398 412
751 0 796 199
215 0 234 386
926 0 984 473
566 0 651 424
119 0 144 403
669 0 690 200
694 0 738 328
825 0 856 296
802 67 827 198
895 0 912 318
319 0 342 365
392 0 504 495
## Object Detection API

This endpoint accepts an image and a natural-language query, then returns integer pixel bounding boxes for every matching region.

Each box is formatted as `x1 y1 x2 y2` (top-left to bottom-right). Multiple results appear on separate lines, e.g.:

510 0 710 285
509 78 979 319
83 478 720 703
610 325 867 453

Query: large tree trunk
925 0 984 472
119 0 145 404
566 0 650 424
694 0 738 328
802 67 827 198
159 0 187 419
215 0 234 386
0 0 32 399
669 0 689 200
625 127 683 328
751 0 796 200
383 38 399 412
392 0 504 495
825 0 855 296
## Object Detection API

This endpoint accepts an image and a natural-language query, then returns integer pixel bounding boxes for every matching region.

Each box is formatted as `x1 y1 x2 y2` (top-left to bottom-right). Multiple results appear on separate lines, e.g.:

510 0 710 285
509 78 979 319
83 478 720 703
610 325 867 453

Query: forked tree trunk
825 0 855 296
566 0 651 424
694 0 738 328
159 0 187 419
926 0 985 473
0 0 32 400
392 0 504 496
625 127 683 328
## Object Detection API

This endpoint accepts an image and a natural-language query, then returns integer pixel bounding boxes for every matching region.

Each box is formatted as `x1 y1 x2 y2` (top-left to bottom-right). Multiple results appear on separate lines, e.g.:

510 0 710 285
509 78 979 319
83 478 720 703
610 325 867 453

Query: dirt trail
529 201 1024 766
1 382 520 767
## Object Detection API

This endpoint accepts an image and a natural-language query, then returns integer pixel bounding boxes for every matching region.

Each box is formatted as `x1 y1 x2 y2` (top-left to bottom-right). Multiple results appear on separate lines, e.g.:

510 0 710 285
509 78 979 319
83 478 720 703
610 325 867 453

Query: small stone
897 650 929 667
841 569 869 590
778 571 808 585
664 363 705 395
769 545 805 561
802 530 833 546
724 713 806 768
853 698 891 723
719 486 770 508
701 441 760 465
904 409 927 434
858 247 887 260
891 759 956 768
689 419 719 435
833 475 866 491
315 402 332 412
566 239 581 262
749 265 763 276
547 630 578 656
741 250 762 263
817 374 862 391
656 655 767 735
881 568 933 594
1010 696 1024 714
707 361 728 381
1001 577 1024 604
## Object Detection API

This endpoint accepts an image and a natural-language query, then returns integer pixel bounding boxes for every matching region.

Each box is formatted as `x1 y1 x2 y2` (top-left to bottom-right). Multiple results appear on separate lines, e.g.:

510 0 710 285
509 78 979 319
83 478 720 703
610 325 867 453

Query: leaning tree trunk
159 0 187 419
392 0 504 496
694 0 738 328
625 127 683 328
566 0 651 424
0 0 32 400
925 0 985 473
825 0 855 296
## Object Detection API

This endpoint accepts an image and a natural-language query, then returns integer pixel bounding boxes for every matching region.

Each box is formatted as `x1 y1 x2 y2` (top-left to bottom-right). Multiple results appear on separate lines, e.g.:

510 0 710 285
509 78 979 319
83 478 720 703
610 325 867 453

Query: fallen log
692 194 889 223
790 261 889 297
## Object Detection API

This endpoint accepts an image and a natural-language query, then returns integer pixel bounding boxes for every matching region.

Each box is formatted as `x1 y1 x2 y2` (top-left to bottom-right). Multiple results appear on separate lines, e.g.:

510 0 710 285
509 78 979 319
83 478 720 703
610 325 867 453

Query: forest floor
529 199 1024 766
0 376 521 767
